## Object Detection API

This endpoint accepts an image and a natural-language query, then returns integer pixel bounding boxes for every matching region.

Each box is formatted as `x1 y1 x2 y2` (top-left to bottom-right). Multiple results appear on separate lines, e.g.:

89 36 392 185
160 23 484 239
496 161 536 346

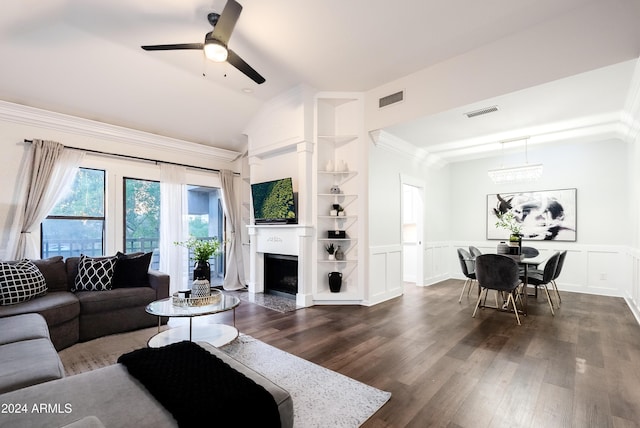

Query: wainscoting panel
625 248 640 324
368 245 403 305
424 242 450 286
454 242 629 298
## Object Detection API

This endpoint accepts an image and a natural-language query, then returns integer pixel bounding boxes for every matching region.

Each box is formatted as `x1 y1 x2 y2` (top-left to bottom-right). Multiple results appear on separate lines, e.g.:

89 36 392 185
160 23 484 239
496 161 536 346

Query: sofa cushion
0 259 47 305
0 291 80 327
32 256 68 292
74 255 117 291
0 338 65 394
75 287 156 314
0 364 178 427
112 252 152 289
0 313 51 345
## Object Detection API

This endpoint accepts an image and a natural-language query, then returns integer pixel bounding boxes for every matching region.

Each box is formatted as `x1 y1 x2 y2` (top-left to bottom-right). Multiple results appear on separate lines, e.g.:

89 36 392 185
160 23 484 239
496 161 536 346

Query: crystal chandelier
488 138 543 184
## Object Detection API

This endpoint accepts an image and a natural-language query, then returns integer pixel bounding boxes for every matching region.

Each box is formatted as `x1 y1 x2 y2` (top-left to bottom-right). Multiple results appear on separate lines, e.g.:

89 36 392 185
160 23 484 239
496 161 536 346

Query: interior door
401 176 425 286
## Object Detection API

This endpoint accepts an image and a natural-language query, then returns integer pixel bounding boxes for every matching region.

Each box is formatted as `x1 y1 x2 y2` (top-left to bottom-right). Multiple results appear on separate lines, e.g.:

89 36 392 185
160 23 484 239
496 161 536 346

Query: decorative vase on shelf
191 277 210 298
193 260 211 282
335 245 345 261
328 272 342 292
325 160 334 172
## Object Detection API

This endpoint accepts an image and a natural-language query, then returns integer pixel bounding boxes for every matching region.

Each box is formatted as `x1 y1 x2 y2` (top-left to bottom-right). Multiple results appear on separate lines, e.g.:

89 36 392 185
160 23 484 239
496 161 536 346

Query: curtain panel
159 163 188 295
220 169 246 290
8 140 85 259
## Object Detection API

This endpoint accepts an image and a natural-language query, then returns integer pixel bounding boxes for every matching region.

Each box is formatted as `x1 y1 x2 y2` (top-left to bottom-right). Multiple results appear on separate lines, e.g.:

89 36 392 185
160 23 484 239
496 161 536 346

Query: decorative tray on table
171 288 222 307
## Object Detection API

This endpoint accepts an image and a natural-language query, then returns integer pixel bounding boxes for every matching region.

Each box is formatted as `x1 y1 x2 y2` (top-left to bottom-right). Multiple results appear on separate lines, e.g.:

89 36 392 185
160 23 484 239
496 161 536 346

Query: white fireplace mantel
247 224 314 307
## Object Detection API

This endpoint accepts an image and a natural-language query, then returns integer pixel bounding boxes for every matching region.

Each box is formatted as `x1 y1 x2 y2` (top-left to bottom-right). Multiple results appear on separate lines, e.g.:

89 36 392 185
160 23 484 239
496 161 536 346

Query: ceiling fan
141 0 265 84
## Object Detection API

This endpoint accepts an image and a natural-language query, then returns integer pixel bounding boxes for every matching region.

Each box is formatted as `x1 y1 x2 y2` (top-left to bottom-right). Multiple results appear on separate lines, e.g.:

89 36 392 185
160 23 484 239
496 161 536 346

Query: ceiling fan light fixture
204 39 228 62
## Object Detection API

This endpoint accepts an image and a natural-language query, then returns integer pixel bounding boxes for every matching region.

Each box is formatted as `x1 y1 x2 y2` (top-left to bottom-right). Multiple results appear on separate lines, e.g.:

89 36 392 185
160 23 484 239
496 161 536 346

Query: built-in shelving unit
313 94 364 302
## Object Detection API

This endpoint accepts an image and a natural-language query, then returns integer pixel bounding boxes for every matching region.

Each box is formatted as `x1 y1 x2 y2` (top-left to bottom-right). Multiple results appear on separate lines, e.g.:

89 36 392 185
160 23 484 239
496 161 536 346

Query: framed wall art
486 188 577 241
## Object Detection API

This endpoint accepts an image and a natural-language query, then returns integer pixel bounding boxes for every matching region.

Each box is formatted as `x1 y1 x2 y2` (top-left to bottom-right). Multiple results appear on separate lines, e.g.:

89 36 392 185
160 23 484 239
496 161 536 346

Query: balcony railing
42 237 223 285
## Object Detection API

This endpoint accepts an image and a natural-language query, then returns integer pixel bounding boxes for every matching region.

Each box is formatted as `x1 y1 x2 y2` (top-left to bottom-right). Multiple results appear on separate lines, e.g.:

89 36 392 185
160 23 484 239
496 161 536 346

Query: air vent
464 105 499 118
379 90 404 108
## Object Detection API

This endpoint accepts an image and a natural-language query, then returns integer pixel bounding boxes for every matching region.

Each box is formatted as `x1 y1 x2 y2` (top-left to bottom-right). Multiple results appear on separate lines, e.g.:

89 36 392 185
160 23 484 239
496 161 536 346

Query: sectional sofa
0 312 294 428
0 254 169 350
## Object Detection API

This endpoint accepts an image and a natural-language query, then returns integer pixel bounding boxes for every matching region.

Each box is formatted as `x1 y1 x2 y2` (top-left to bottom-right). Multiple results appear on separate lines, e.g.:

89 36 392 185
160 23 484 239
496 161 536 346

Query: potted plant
325 243 336 260
174 237 221 281
495 212 522 244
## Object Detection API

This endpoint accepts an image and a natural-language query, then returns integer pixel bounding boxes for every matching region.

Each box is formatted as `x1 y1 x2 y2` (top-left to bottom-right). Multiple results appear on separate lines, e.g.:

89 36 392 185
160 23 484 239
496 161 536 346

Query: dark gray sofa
0 314 294 427
0 313 65 394
0 255 169 350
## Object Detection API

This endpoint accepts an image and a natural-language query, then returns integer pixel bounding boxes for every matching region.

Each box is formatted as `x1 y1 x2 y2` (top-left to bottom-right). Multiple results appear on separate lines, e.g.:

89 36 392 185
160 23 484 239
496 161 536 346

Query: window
124 178 160 269
187 185 224 286
41 168 105 258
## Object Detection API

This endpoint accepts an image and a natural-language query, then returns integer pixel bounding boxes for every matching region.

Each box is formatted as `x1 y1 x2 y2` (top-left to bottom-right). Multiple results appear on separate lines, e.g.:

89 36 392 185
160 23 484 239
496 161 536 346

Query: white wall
368 140 451 302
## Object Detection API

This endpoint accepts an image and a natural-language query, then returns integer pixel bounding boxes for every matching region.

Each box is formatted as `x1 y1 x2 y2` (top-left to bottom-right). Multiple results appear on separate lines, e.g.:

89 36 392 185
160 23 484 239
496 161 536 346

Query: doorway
401 176 425 286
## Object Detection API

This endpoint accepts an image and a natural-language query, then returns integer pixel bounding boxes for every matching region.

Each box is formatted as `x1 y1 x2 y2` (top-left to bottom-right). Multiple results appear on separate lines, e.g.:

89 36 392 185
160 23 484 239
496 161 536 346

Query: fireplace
264 253 298 299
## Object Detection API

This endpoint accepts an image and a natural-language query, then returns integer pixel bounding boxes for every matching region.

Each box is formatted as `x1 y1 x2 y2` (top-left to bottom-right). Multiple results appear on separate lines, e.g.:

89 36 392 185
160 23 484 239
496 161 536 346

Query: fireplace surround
247 224 313 307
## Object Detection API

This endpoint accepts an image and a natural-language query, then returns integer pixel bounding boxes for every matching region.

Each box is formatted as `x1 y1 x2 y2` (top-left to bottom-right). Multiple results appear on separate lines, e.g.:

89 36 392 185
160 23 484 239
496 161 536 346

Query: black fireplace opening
264 253 298 300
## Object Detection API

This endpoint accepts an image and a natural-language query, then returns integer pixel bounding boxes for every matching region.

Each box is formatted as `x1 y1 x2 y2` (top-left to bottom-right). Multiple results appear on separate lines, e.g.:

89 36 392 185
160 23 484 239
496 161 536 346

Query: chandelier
488 137 543 184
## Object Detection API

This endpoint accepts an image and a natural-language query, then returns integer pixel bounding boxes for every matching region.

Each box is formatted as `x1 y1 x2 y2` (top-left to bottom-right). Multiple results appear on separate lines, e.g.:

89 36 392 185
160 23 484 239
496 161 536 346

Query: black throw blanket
118 341 281 428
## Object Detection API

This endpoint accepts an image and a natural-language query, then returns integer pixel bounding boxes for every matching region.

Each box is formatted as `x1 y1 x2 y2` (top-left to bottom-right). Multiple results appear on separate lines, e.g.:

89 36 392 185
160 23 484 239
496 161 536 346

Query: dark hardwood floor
215 280 640 427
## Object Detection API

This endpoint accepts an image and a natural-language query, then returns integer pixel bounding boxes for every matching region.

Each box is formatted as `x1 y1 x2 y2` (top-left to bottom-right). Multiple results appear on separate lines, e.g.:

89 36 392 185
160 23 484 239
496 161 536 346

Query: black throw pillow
111 251 153 289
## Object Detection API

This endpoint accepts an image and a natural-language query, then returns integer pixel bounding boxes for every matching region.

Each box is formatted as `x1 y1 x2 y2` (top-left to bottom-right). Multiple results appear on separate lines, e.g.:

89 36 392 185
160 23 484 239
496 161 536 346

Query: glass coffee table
146 292 241 348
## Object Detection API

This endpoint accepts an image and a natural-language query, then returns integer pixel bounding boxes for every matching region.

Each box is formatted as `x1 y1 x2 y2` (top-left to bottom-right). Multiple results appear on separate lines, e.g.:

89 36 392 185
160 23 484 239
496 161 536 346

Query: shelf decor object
328 272 342 292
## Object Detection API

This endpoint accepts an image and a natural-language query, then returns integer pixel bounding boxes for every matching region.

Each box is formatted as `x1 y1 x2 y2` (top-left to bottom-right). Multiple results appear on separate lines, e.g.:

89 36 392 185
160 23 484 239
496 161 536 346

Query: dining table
504 252 549 314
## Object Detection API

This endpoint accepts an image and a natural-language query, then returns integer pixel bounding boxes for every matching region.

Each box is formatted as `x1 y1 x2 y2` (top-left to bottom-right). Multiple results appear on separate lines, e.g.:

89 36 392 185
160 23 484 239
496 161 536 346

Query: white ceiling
1 0 639 155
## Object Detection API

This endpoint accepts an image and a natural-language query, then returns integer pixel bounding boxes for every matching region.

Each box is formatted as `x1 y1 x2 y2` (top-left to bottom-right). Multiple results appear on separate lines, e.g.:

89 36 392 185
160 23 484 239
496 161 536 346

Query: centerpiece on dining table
495 211 523 254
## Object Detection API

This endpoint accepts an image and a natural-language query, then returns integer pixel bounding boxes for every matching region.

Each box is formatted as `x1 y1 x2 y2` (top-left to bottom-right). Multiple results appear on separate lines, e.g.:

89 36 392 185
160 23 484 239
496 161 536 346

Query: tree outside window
41 168 105 258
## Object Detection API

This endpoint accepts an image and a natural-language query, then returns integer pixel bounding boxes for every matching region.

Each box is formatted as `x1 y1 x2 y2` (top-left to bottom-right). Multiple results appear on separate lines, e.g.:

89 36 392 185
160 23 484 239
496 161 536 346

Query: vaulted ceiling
1 0 639 157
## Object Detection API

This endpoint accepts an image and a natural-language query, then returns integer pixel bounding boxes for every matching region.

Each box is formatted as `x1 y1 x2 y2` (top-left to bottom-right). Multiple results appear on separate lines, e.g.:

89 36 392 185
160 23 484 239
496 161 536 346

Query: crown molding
0 100 241 163
369 129 445 167
622 58 640 144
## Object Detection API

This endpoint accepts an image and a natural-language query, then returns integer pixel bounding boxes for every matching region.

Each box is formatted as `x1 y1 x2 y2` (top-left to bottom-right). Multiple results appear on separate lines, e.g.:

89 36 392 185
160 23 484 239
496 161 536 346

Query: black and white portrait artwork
486 189 577 241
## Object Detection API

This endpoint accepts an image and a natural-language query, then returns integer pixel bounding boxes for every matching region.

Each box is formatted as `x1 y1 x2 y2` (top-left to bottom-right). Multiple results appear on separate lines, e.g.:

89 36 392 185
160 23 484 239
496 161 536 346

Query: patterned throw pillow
0 259 48 305
74 255 117 291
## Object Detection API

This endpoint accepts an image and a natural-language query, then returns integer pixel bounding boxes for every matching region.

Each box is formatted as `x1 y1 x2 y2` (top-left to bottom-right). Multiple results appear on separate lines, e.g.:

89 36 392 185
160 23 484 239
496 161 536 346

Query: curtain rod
23 139 240 175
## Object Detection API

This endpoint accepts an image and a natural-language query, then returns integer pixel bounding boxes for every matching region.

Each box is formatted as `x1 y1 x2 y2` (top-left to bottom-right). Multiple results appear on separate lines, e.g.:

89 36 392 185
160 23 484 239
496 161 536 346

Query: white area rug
221 334 391 428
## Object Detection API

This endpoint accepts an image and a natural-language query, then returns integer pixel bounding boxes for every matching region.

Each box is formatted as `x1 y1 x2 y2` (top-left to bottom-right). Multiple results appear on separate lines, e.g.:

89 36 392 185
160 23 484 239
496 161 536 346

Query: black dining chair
472 254 522 325
550 250 567 305
457 248 477 303
468 246 482 259
525 251 561 315
518 246 540 279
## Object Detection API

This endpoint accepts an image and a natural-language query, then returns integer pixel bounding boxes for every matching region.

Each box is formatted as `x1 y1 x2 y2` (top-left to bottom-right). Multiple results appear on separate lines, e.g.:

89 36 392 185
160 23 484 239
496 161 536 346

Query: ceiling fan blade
212 0 242 45
227 49 265 84
141 43 203 51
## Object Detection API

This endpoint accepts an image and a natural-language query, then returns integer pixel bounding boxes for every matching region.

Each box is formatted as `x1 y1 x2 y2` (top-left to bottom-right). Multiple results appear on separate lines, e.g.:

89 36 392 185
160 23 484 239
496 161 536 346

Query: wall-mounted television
251 177 297 224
